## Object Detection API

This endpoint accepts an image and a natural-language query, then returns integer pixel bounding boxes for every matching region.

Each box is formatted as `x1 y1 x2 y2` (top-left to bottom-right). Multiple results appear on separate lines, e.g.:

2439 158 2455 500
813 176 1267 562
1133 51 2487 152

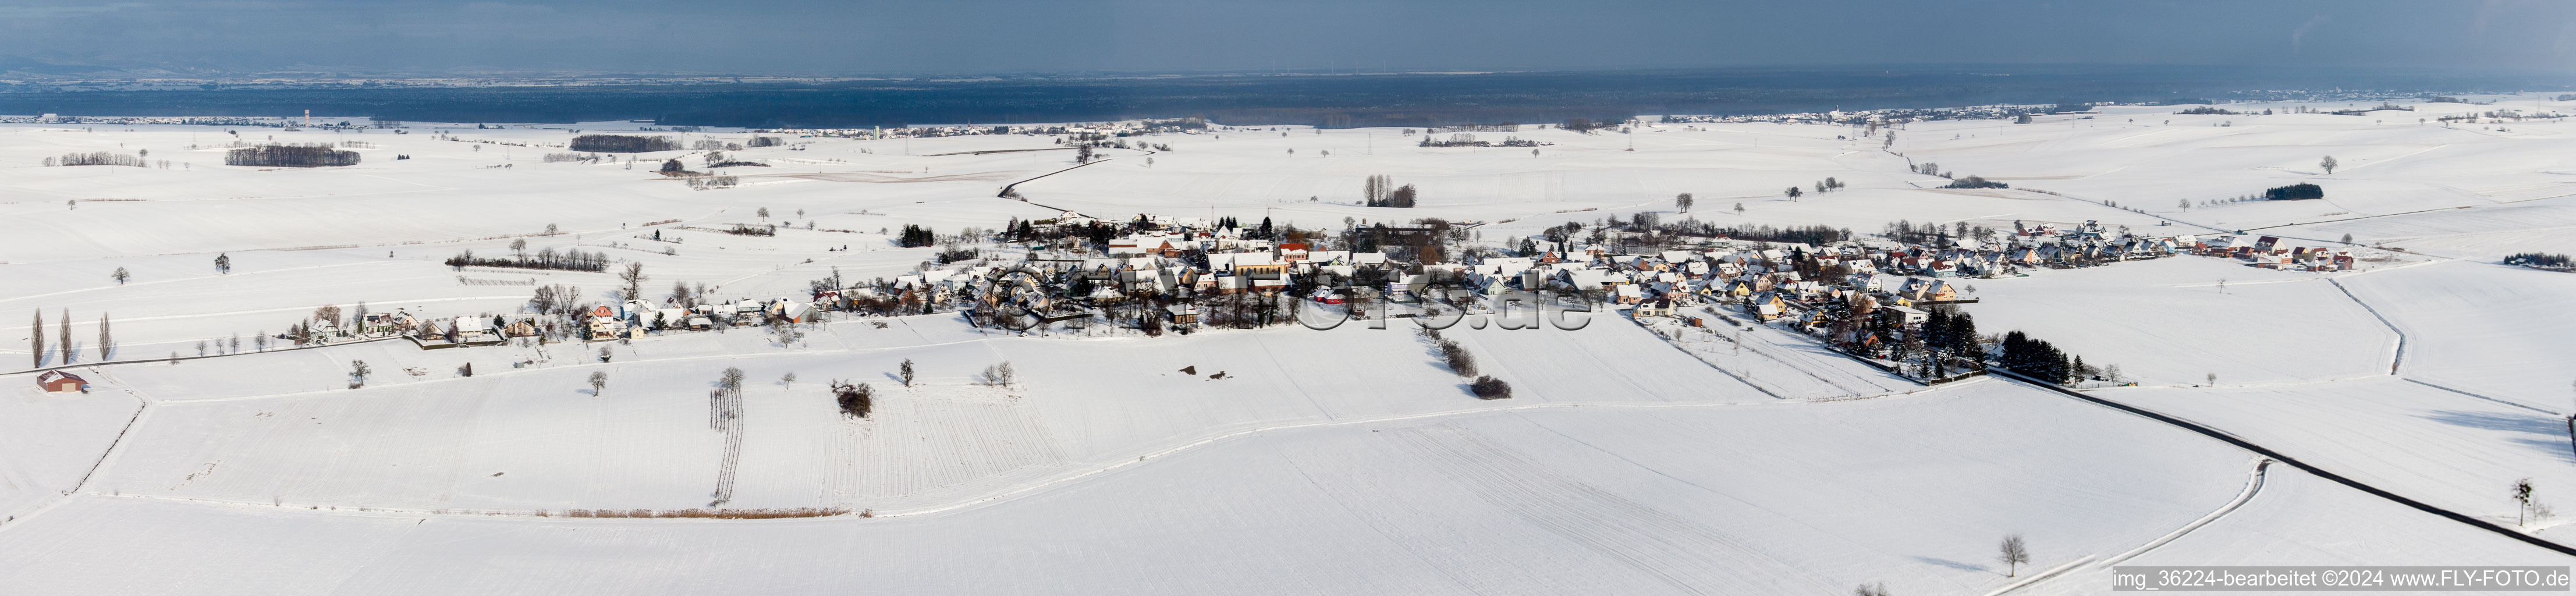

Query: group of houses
401 299 819 347
2204 235 2363 272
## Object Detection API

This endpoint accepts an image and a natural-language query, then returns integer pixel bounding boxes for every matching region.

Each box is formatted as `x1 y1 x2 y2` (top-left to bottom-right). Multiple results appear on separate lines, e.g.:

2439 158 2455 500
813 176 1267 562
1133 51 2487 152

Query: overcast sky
5 0 2574 74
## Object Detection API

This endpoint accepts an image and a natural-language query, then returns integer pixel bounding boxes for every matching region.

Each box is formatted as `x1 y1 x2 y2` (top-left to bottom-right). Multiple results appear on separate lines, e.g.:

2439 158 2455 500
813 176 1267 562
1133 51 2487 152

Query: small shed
38 370 88 393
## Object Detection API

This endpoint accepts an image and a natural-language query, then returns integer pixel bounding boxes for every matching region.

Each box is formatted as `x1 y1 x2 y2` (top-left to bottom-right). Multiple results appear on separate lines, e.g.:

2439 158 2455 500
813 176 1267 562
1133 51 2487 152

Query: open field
6 92 2576 593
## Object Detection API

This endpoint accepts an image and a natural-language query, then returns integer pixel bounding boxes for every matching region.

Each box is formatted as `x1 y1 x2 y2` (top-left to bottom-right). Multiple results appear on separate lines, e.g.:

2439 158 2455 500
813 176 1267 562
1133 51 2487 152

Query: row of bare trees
27 310 113 368
45 151 146 167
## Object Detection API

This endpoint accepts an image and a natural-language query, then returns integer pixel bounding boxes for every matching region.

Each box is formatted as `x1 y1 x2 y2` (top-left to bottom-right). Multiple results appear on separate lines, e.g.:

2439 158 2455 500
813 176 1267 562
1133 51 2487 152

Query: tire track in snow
2325 278 2405 376
2331 275 2563 416
1993 368 2576 558
2094 459 2270 568
55 392 1956 525
1384 423 1837 595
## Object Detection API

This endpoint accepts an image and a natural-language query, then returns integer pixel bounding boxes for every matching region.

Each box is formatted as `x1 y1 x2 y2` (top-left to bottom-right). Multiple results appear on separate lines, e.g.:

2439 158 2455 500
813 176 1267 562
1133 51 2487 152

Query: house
586 305 626 340
452 317 499 343
358 313 411 337
1899 278 1958 302
1556 268 1617 292
769 300 817 324
1165 304 1201 325
1613 284 1645 304
1209 252 1286 275
38 370 88 393
1634 298 1674 318
1720 278 1758 299
1746 291 1790 321
1880 305 1929 325
502 319 541 338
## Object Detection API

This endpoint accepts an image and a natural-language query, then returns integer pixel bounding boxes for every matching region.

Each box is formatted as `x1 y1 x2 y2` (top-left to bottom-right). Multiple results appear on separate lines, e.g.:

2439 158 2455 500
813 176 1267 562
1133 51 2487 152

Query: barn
37 370 88 393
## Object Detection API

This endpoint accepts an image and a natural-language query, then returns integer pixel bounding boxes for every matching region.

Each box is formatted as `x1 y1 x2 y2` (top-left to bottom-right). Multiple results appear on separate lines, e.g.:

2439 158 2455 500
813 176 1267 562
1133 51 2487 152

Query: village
186 202 2395 399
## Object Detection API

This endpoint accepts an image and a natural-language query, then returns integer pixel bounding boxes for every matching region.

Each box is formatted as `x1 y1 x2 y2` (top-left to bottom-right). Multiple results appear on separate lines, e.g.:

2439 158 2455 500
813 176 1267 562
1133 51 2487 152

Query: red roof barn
38 370 88 393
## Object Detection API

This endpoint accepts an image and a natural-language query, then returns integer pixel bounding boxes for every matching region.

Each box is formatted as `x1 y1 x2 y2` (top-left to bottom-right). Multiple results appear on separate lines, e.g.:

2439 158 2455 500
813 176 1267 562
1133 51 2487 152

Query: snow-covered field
6 93 2576 594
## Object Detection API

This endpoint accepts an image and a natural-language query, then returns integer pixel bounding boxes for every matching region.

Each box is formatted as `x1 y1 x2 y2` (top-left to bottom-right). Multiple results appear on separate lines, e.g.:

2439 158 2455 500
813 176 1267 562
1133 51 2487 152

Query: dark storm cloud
3 0 2572 74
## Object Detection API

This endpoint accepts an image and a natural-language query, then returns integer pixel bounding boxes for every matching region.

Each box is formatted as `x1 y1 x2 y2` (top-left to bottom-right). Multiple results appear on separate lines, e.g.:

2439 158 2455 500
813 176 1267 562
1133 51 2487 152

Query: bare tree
2319 155 2338 175
1734 203 1747 217
350 360 371 388
899 359 915 387
214 253 232 274
1674 193 1694 212
780 372 797 389
720 367 746 393
59 309 72 364
111 267 130 285
2515 478 2536 526
669 280 696 308
980 361 1015 386
590 371 608 396
619 262 648 302
30 310 44 368
1998 534 2029 577
1854 582 1892 596
97 313 112 361
313 304 343 332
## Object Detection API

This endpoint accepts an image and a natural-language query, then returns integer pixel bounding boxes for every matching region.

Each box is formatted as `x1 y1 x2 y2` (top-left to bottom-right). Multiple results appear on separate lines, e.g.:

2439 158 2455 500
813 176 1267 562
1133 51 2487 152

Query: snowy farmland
6 93 2576 594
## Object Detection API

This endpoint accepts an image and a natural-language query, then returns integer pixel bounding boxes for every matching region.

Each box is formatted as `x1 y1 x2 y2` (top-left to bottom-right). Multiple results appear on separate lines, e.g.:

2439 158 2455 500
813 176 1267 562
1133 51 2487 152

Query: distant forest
570 134 680 152
7 66 2558 129
225 146 359 167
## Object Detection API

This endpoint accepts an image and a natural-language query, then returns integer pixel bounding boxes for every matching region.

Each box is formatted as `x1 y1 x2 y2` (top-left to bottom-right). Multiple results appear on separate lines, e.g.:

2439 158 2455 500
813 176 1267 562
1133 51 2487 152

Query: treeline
226 146 360 167
569 134 680 152
2262 183 2323 200
1881 219 1987 246
1658 221 1852 245
2174 107 2241 115
1998 331 2077 385
1417 133 1545 148
1362 175 1418 207
896 224 936 247
443 249 611 272
2505 252 2574 271
47 151 146 166
1942 175 2008 189
1562 118 1618 133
